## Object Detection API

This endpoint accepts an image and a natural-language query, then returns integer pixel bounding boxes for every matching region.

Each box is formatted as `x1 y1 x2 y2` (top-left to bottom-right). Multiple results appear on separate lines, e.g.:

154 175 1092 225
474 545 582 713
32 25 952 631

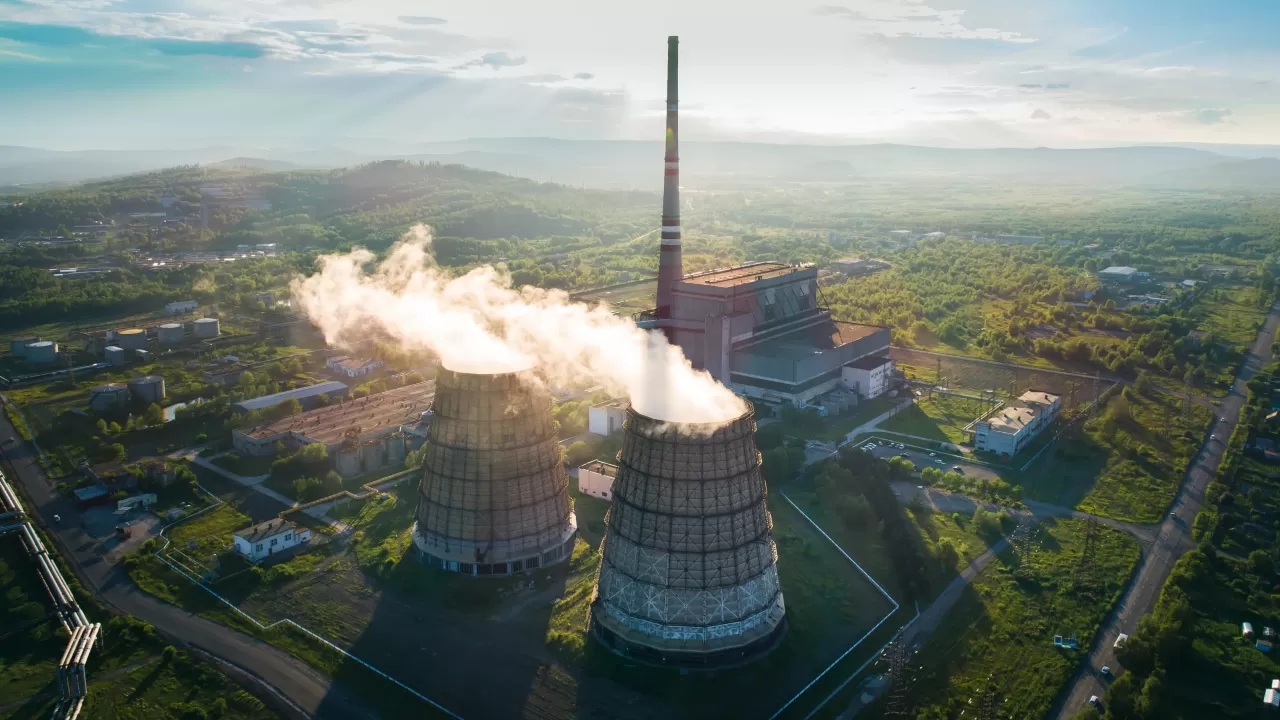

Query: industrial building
587 398 627 436
830 258 888 276
127 375 165 404
841 355 895 399
637 37 887 409
591 404 786 667
412 367 577 576
1098 266 1148 284
233 518 311 563
577 460 616 500
231 381 350 415
204 364 249 386
973 390 1062 456
326 356 384 378
232 381 435 478
164 300 198 315
104 346 126 366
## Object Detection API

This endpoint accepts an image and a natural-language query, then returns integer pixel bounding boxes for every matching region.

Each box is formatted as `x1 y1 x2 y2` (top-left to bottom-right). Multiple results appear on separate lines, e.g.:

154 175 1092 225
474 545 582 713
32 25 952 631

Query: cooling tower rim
624 403 755 435
439 359 536 377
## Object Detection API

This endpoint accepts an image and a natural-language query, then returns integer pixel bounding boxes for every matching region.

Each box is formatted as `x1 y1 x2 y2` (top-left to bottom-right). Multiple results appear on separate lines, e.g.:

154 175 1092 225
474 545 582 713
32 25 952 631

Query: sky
1 0 1278 150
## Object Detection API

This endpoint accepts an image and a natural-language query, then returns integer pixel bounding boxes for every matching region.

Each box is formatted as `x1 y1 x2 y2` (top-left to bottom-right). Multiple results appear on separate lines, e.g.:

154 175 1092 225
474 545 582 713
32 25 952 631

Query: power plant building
591 405 786 666
412 367 577 576
641 37 888 408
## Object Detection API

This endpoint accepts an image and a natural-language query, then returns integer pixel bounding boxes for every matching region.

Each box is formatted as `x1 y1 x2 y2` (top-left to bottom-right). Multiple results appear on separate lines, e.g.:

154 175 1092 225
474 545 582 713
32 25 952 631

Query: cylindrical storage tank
412 366 577 577
115 328 147 351
127 375 166 404
9 337 38 357
24 341 57 365
157 323 184 345
336 447 362 479
193 317 220 339
387 432 406 466
362 440 386 473
89 385 129 413
104 346 126 367
590 405 788 668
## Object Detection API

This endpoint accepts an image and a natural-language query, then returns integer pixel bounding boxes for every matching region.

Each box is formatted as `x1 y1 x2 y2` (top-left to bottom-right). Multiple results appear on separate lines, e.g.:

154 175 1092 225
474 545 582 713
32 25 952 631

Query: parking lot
852 436 1001 483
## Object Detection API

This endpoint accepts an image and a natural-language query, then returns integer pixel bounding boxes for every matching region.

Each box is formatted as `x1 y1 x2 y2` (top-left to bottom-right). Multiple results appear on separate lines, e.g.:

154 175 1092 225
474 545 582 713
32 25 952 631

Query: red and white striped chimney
654 35 683 328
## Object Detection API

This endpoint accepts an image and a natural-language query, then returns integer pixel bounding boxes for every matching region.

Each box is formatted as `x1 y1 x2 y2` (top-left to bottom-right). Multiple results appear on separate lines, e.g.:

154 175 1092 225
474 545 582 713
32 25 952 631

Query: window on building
255 543 263 552
270 538 277 547
284 533 292 541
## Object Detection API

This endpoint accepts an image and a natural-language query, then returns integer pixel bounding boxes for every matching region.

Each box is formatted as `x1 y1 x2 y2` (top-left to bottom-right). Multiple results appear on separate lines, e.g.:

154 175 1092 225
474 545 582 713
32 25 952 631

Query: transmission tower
1073 517 1102 591
977 672 1003 720
882 641 917 717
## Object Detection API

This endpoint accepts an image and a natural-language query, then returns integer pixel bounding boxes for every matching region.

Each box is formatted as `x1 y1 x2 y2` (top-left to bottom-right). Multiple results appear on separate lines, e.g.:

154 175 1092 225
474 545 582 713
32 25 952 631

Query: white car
1089 695 1101 708
1114 633 1128 649
929 452 937 457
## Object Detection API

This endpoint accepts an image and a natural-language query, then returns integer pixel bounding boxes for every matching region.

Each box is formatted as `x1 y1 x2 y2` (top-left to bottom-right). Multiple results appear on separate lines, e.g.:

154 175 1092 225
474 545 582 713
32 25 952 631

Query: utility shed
231 381 350 414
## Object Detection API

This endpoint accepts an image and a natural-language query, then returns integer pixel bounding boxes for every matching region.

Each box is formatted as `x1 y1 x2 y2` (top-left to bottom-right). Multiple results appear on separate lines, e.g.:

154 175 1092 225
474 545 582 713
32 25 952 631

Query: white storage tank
104 346 126 366
89 384 129 413
193 317 220 339
158 323 184 345
24 340 58 365
128 375 166 404
9 337 38 357
115 328 147 351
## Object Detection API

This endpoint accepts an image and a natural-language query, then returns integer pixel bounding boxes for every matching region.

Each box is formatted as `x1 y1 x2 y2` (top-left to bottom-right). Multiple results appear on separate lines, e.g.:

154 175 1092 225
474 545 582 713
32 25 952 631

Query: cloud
573 72 594 80
455 51 528 70
0 21 265 58
1030 108 1052 120
398 16 447 26
147 38 265 59
811 2 1034 43
1186 108 1232 124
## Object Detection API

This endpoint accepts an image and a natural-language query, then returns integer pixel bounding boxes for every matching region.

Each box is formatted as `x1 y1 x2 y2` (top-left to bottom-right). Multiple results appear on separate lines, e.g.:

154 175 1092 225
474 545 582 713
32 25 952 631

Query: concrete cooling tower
590 406 786 667
412 367 577 576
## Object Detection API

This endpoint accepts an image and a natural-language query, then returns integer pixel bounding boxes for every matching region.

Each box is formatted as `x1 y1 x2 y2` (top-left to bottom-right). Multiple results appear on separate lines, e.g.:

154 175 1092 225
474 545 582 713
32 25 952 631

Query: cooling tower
590 406 786 667
412 367 577 576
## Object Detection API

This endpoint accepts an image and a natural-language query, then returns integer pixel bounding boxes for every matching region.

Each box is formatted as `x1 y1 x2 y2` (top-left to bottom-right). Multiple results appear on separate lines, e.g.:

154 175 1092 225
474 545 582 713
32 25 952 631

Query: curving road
0 400 375 719
1051 300 1280 719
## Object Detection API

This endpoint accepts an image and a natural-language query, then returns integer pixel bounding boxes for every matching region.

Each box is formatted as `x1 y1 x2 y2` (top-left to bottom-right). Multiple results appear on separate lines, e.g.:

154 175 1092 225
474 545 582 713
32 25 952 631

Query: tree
278 398 302 417
1249 549 1273 575
107 421 122 435
238 371 256 388
565 441 595 466
935 537 960 569
143 403 165 428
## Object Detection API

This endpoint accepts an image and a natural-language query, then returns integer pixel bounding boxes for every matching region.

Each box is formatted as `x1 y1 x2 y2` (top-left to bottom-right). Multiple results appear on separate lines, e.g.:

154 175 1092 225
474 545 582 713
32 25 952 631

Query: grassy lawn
1018 390 1211 522
879 395 992 445
212 453 275 477
795 394 899 442
904 518 1140 718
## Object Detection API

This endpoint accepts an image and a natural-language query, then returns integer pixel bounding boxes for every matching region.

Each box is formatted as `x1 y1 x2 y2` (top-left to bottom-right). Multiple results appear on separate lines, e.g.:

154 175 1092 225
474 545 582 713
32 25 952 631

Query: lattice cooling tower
412 367 577 576
590 406 786 667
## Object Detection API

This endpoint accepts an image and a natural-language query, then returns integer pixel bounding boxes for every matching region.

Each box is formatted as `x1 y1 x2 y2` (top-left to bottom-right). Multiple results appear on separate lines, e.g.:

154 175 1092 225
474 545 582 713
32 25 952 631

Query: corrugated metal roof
234 381 349 412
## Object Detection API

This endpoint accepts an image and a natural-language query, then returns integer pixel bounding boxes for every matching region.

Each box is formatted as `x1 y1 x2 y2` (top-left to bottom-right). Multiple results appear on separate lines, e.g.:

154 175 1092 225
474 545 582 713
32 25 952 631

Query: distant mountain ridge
3 138 1280 190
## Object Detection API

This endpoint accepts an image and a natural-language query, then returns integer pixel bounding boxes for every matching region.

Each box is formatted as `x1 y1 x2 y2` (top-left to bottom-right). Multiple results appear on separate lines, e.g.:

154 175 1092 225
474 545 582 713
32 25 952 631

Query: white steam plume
291 225 747 424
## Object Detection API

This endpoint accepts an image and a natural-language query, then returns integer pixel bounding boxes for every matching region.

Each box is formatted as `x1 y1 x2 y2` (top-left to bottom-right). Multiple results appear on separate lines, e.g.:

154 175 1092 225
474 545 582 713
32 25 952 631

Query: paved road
1051 301 1280 719
0 402 375 719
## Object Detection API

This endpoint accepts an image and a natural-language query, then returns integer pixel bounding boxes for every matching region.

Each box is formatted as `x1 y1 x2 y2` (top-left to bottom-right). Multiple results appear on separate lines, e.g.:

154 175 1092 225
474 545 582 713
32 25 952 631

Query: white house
233 518 310 562
164 300 198 315
587 399 628 436
842 356 894 399
578 461 617 500
326 356 384 378
973 391 1061 457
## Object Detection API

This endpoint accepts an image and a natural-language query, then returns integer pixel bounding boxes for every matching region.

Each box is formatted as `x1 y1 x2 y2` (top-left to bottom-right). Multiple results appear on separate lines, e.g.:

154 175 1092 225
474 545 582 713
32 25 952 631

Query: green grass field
1019 391 1211 522
903 518 1140 719
879 395 992 445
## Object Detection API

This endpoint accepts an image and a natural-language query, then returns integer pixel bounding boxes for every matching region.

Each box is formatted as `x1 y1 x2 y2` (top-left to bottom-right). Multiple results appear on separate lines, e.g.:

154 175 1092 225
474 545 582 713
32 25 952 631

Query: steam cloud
291 225 747 424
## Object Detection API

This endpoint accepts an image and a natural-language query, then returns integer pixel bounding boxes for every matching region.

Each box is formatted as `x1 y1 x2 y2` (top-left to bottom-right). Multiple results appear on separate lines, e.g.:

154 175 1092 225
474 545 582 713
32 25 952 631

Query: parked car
1089 695 1101 708
951 465 964 473
1101 665 1111 676
1114 633 1129 649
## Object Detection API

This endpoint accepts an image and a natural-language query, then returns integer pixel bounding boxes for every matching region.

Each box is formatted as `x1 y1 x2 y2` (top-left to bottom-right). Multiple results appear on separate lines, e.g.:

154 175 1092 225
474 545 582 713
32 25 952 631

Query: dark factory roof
679 262 801 288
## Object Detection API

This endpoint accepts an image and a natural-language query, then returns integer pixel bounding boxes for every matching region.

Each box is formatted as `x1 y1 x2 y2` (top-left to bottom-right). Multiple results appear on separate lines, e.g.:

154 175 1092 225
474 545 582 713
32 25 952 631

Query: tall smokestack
654 35 682 328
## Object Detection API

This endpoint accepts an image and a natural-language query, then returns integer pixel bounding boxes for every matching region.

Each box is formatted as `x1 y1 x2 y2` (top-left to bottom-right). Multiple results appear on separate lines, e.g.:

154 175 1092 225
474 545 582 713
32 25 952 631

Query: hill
1151 157 1280 188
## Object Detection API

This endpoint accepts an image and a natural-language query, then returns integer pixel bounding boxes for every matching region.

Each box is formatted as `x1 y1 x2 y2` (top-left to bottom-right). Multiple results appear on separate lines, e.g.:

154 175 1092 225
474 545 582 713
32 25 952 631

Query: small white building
588 399 628 436
973 390 1061 457
164 300 198 315
842 356 894 399
232 518 310 562
578 461 617 500
326 356 384 378
1266 688 1279 708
